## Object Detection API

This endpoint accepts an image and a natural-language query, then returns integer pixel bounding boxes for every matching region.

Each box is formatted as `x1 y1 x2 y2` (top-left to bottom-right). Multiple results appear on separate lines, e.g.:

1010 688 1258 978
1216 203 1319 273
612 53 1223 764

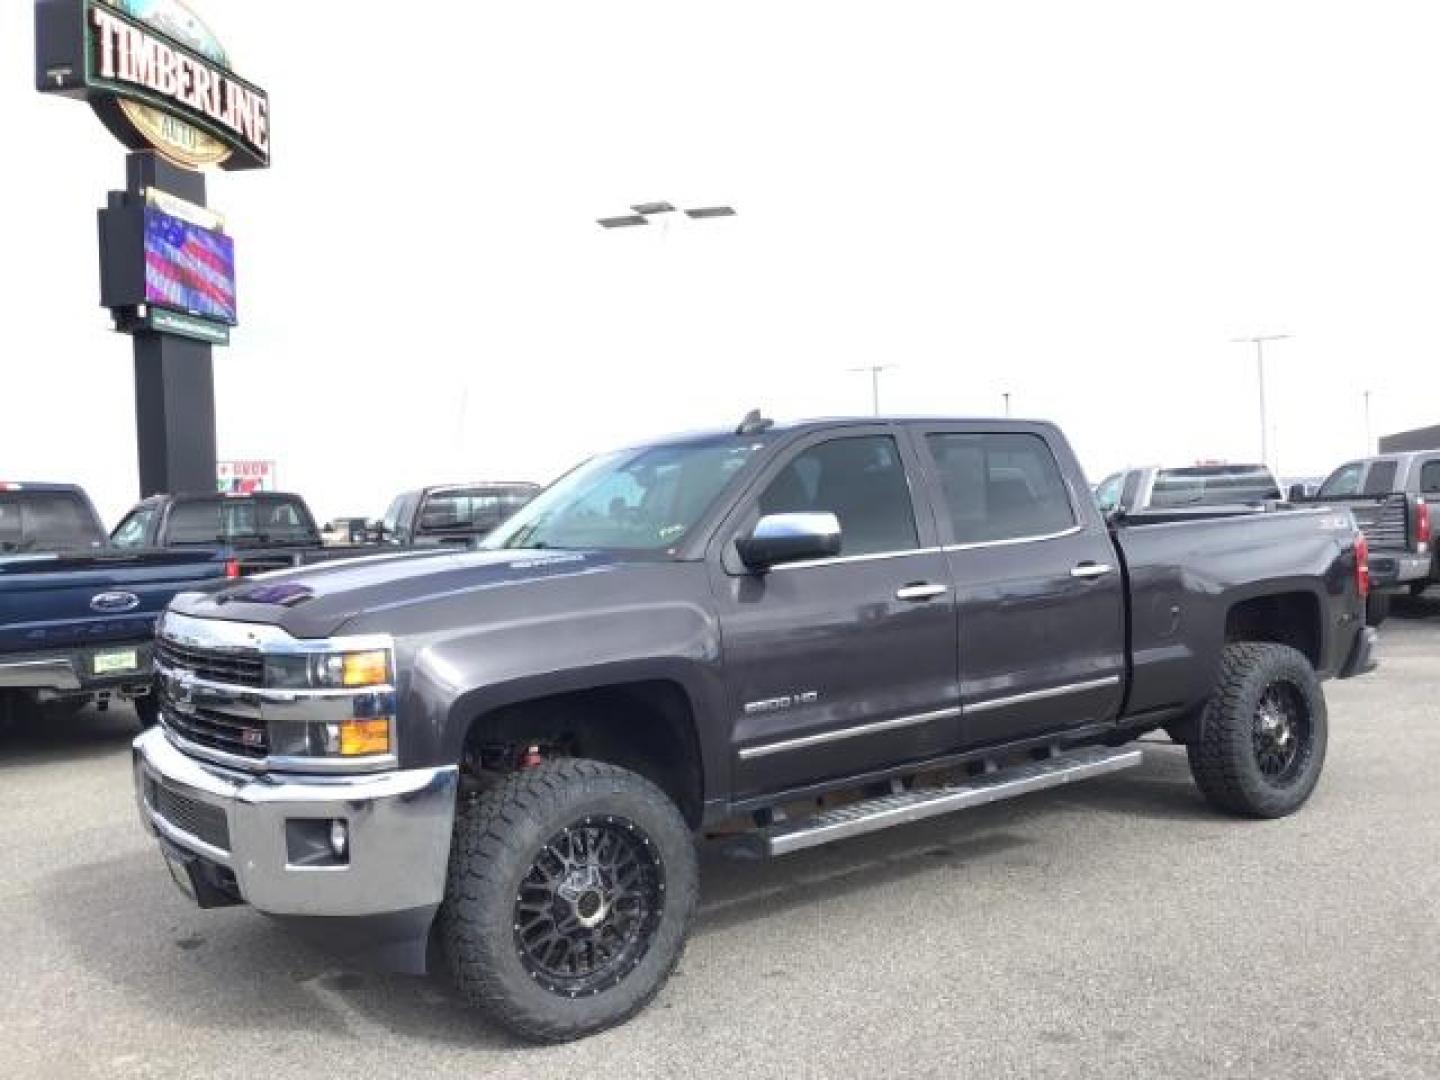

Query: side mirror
737 512 842 571
1287 484 1308 503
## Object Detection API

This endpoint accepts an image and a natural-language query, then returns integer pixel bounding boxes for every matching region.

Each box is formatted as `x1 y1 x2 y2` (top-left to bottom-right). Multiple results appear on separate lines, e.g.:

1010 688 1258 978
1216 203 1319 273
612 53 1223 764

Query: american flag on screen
144 209 237 325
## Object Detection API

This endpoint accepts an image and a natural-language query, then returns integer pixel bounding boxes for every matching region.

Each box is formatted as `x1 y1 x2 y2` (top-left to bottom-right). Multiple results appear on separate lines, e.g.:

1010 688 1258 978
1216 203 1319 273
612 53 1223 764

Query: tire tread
439 757 696 1043
1187 642 1326 819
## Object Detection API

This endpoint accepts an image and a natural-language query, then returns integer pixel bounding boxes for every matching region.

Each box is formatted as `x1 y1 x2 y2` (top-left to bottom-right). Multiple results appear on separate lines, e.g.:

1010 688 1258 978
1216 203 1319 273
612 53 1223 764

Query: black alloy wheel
1187 642 1328 818
514 816 665 998
440 757 698 1043
1251 682 1311 784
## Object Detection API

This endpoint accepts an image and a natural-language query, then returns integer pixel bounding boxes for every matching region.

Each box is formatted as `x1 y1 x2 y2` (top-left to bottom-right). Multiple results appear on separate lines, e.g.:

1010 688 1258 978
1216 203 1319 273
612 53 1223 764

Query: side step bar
752 746 1143 857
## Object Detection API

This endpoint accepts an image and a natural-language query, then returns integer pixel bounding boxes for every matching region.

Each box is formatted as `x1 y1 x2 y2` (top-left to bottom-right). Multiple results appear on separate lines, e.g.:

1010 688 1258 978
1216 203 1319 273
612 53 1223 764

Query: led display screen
143 206 237 325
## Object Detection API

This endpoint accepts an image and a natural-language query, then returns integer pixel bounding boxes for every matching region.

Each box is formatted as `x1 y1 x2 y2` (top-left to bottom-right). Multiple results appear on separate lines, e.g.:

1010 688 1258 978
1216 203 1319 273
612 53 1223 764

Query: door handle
896 582 948 601
1070 562 1114 579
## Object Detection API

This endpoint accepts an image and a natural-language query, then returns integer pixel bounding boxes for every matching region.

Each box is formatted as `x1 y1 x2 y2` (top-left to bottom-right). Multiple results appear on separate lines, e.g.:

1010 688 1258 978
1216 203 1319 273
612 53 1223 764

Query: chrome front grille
155 636 265 687
152 613 399 774
160 699 269 759
156 629 268 760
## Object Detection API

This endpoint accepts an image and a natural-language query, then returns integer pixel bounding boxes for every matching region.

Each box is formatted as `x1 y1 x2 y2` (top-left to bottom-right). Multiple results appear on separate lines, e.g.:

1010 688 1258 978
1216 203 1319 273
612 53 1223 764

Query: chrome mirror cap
738 512 842 571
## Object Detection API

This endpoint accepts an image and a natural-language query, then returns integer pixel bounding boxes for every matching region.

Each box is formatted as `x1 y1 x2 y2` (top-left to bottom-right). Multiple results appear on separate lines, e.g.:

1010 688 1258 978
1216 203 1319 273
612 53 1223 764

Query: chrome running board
753 746 1143 857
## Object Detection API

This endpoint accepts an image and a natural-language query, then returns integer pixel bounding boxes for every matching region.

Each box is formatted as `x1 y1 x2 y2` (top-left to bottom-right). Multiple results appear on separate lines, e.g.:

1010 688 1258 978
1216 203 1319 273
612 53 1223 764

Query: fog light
329 819 348 858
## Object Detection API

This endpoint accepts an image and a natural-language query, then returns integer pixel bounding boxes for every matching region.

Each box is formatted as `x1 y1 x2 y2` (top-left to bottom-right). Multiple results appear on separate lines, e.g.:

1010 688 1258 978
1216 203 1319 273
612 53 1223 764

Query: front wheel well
458 680 704 827
1224 592 1322 670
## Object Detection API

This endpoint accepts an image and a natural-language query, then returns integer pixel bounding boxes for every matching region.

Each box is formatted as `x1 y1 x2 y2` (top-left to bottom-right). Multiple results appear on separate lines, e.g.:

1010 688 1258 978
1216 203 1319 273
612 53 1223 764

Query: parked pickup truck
133 415 1376 1042
0 482 234 730
111 491 392 574
1302 451 1438 621
1094 463 1283 519
377 482 541 547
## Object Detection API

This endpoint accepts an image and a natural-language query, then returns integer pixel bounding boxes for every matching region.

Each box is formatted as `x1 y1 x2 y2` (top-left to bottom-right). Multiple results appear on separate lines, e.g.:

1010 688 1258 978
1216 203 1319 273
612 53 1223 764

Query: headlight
270 714 394 759
264 646 396 762
265 649 392 689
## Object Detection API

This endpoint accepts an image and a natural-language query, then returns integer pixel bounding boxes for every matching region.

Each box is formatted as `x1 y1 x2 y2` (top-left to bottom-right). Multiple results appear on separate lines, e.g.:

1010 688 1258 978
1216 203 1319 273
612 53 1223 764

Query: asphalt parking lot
3 605 1439 1080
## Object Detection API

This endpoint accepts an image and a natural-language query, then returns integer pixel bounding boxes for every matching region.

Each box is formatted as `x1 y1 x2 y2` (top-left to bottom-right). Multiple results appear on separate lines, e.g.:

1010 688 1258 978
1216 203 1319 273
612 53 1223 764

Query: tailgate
0 551 227 655
1345 494 1410 552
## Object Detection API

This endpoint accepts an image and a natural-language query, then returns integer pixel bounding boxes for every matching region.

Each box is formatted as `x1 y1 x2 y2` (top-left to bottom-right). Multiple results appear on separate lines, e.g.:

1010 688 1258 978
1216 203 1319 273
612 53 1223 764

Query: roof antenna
735 408 774 435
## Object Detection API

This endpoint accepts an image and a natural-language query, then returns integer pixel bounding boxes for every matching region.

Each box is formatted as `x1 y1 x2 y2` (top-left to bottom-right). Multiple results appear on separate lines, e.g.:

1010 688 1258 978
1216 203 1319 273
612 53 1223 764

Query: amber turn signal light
341 650 390 687
338 718 391 756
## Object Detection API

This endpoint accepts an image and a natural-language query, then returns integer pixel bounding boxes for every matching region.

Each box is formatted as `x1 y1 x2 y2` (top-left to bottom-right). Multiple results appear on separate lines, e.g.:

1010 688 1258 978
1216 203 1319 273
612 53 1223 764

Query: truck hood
168 548 659 638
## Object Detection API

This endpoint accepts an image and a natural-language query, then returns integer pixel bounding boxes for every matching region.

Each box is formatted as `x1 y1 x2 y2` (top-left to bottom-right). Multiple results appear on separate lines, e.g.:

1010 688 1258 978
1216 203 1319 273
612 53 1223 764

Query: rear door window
1362 461 1398 496
1420 459 1440 495
926 432 1076 544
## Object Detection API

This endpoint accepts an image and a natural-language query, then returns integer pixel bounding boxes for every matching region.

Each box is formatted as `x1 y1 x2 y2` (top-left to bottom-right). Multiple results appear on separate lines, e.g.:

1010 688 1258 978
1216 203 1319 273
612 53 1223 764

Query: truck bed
1113 504 1364 722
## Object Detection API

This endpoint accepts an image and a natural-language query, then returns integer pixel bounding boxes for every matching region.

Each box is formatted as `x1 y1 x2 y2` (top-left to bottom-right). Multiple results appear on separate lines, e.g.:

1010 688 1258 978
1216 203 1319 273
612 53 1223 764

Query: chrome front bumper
133 727 458 917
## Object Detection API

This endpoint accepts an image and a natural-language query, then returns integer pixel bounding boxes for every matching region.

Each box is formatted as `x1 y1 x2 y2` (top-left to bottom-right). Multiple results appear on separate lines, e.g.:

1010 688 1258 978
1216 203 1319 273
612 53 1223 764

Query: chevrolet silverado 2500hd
133 416 1376 1042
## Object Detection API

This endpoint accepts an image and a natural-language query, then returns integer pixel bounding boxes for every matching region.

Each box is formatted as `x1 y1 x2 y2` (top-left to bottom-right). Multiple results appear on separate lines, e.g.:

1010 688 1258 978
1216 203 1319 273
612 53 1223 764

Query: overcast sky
4 1 1440 525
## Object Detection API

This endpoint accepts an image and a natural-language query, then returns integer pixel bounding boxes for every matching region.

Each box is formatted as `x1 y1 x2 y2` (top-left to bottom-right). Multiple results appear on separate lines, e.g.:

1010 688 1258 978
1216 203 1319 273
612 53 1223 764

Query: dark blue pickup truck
0 483 233 730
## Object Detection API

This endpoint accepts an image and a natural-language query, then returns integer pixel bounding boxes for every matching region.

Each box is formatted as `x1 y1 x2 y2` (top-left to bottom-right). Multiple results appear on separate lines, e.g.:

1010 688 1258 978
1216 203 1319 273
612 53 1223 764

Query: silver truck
1305 451 1438 621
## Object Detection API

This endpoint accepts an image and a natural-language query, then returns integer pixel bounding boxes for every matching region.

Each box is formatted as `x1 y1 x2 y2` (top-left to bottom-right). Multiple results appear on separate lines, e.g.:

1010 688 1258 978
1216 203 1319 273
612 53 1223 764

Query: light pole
848 365 894 416
1363 389 1372 453
1231 334 1290 468
1002 391 1011 418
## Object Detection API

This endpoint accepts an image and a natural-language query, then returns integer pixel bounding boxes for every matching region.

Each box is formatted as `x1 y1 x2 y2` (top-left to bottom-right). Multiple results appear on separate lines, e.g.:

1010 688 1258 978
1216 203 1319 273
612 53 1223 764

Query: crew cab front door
914 424 1126 749
711 428 960 800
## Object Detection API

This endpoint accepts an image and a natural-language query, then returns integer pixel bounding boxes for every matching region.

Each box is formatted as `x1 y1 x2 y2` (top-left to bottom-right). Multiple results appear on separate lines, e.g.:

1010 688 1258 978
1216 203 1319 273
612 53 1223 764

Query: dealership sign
217 459 276 494
35 0 270 170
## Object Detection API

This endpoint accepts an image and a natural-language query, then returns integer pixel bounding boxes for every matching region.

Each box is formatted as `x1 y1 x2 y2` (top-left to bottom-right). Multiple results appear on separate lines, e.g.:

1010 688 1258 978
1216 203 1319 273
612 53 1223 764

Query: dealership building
1380 425 1440 453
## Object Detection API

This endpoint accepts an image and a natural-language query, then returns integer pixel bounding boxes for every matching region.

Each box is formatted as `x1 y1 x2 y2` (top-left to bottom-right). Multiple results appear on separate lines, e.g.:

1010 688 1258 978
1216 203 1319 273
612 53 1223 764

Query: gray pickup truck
133 415 1376 1042
1094 463 1282 518
1305 451 1438 621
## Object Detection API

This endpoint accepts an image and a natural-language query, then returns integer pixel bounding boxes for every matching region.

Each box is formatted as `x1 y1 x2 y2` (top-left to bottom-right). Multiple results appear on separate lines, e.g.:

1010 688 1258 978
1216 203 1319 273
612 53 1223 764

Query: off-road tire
439 758 698 1043
1365 592 1391 627
1187 643 1327 819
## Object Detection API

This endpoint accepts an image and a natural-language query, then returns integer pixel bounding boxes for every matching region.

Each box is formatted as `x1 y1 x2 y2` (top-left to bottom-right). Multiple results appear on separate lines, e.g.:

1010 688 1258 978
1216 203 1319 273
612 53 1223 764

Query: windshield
166 496 319 546
0 492 104 553
484 440 763 552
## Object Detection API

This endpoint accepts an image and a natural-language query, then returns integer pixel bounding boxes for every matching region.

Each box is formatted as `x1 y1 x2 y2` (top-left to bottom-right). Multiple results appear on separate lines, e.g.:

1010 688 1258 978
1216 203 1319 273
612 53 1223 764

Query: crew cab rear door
711 426 960 798
911 423 1126 749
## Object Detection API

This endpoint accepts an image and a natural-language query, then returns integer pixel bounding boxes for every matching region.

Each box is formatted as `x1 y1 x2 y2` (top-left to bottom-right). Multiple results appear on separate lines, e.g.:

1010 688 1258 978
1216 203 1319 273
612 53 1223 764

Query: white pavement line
297 971 392 1042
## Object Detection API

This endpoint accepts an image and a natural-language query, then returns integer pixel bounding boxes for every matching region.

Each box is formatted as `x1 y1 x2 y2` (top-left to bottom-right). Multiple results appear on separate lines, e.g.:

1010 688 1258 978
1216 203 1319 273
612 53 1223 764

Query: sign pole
123 151 217 497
